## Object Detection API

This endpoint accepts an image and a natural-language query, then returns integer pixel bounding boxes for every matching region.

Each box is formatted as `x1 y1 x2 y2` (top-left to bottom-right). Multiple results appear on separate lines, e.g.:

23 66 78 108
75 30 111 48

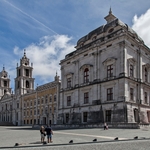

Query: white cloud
132 9 150 47
14 34 75 83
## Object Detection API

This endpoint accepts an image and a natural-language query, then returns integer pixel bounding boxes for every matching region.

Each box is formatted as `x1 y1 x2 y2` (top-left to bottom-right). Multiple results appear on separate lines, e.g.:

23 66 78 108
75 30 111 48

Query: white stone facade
58 10 150 124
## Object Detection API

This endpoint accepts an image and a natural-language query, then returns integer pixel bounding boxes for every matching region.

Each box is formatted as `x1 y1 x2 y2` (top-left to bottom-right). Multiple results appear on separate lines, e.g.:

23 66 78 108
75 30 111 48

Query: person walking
40 126 46 143
104 122 108 130
45 125 53 143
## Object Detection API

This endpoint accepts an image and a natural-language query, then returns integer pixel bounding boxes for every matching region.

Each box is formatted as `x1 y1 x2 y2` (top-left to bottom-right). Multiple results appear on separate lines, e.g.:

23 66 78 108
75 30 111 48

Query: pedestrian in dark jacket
45 125 53 143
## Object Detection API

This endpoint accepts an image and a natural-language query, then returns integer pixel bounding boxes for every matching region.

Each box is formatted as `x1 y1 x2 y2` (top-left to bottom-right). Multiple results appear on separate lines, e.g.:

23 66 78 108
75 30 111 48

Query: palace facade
58 9 150 124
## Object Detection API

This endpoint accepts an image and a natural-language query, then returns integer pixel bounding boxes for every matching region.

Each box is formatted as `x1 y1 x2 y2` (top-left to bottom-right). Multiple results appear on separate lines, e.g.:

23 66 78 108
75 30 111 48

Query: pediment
1 93 11 100
103 57 117 66
128 58 136 65
80 64 93 70
143 63 150 69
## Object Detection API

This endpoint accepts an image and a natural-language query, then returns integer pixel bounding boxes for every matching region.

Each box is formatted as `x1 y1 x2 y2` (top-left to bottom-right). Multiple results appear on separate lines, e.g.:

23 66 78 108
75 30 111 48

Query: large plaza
0 126 150 150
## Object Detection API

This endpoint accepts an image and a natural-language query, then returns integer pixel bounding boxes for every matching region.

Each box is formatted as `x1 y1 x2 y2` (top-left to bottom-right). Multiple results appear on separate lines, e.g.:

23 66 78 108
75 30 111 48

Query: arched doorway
134 108 139 122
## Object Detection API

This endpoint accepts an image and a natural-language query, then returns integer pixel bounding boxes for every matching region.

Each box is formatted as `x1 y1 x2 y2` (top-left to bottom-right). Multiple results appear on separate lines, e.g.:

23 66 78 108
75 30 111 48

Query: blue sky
0 0 150 92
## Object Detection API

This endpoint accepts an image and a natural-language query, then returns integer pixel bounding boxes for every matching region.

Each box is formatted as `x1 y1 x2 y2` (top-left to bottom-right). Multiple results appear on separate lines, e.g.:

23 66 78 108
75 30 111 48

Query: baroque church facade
0 51 60 126
58 9 150 125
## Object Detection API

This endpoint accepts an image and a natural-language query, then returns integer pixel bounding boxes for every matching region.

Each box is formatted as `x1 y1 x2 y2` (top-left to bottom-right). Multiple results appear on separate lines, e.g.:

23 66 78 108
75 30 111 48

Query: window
30 101 32 106
41 98 44 104
84 68 89 83
92 36 96 41
38 109 39 115
34 110 36 115
130 64 134 77
25 69 29 76
50 96 52 102
107 88 113 101
106 110 111 122
108 28 114 33
84 92 89 104
107 65 113 77
144 92 147 104
134 109 139 122
10 105 12 111
45 107 48 114
26 81 29 88
67 96 71 106
80 43 84 47
145 68 148 82
30 110 32 116
38 99 40 105
4 81 7 87
17 103 19 108
50 108 51 113
54 107 56 112
130 88 134 100
24 102 26 107
54 95 56 101
67 78 71 88
66 113 69 123
83 112 88 122
45 96 48 103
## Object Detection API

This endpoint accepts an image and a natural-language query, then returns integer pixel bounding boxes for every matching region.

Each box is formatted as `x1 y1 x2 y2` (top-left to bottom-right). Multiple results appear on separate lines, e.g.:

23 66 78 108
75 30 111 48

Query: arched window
84 68 89 83
145 68 148 82
26 81 29 88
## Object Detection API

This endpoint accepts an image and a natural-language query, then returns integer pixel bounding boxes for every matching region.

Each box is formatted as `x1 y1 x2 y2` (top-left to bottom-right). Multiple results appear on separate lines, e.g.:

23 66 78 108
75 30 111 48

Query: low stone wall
0 121 15 126
32 123 140 130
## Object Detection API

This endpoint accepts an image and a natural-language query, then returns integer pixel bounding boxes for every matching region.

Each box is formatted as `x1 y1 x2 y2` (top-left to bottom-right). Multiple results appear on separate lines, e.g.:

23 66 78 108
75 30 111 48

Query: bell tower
0 66 11 98
15 50 35 95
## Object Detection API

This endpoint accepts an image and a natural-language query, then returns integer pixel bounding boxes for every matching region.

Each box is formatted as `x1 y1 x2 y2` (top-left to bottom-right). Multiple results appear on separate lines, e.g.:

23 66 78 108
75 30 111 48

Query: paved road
0 126 150 150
